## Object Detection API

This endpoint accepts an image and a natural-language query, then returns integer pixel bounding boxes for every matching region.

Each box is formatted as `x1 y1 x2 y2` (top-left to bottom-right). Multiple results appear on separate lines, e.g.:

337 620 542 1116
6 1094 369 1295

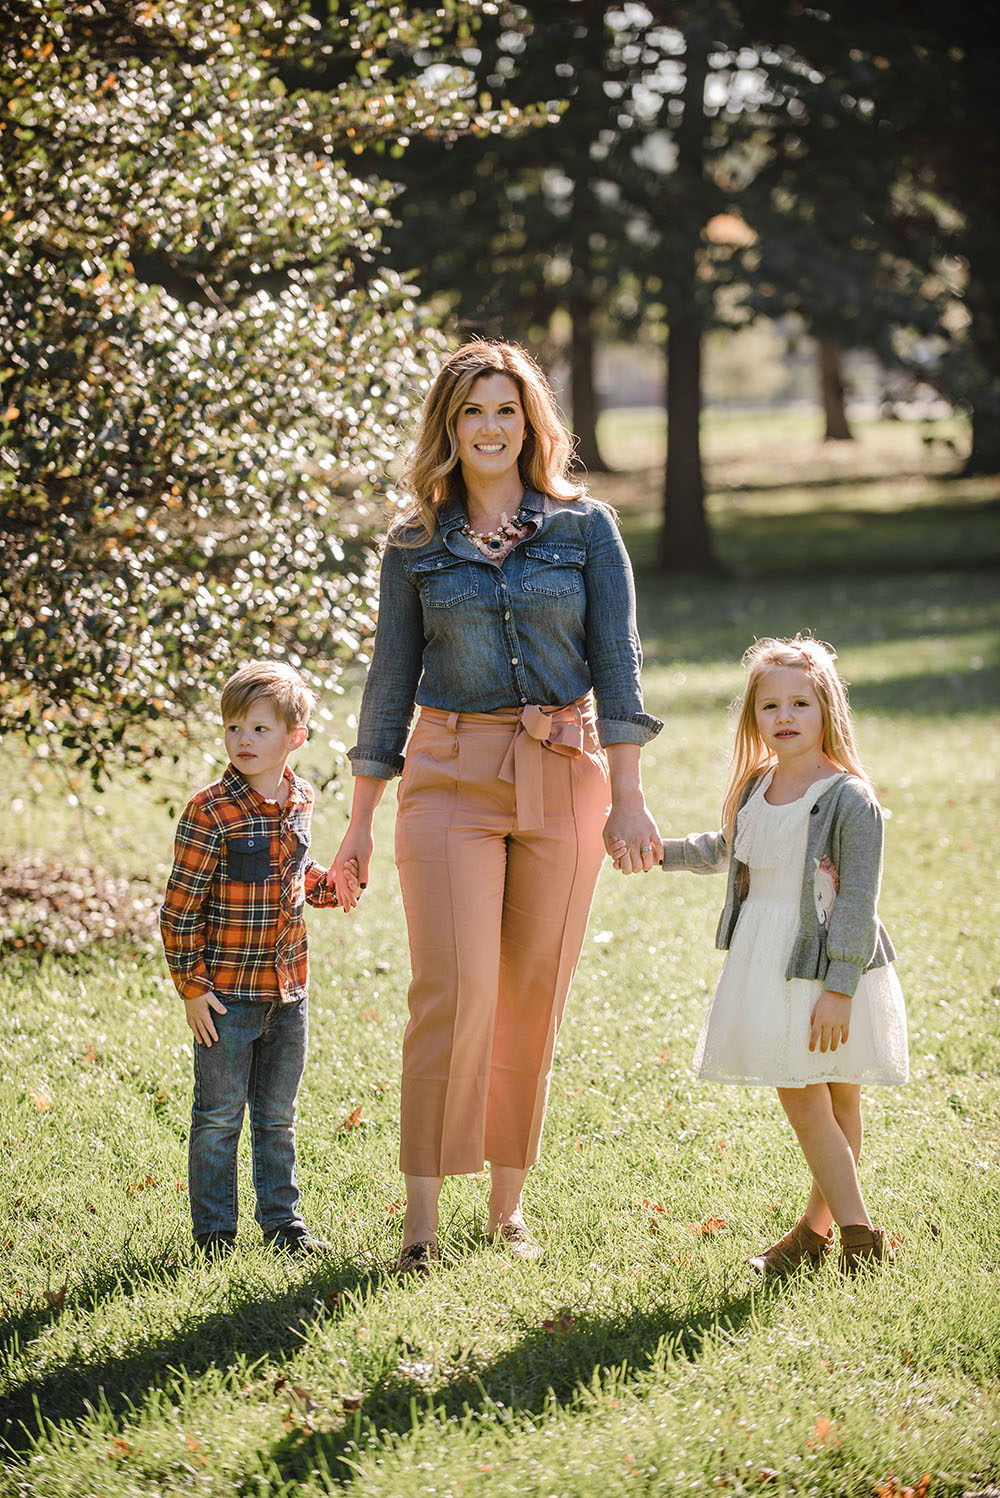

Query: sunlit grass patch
2 413 999 1495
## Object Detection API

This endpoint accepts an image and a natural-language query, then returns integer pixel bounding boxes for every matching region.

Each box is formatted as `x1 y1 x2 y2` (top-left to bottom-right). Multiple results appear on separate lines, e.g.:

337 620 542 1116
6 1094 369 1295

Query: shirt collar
221 761 305 811
438 486 546 535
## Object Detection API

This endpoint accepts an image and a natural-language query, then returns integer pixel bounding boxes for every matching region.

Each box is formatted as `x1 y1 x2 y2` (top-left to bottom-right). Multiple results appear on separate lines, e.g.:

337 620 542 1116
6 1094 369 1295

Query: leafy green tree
379 0 636 474
0 0 522 784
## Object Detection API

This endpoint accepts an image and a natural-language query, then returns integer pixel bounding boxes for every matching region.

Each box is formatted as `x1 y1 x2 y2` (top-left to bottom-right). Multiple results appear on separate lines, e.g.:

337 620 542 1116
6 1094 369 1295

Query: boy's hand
809 989 851 1052
184 990 228 1046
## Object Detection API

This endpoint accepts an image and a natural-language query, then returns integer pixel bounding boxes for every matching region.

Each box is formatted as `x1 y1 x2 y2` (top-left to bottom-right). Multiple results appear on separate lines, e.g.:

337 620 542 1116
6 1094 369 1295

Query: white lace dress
692 773 909 1087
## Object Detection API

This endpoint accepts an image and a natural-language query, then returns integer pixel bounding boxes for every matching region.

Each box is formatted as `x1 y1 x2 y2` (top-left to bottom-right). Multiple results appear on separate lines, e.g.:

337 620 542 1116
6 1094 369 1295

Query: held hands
809 989 851 1052
325 832 373 914
184 990 228 1047
605 813 662 875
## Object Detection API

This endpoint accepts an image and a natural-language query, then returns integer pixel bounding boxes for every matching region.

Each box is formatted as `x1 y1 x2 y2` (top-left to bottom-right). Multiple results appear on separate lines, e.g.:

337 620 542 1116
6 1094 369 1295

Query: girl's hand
326 829 373 913
809 989 851 1052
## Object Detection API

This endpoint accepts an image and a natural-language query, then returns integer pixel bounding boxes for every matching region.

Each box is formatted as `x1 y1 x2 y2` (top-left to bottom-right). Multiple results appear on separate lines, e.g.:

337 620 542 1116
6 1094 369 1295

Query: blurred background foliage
1 0 998 788
0 0 543 783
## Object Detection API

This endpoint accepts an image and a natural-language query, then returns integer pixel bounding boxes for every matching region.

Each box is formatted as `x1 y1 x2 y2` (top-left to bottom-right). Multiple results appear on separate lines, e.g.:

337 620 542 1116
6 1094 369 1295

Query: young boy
160 660 358 1257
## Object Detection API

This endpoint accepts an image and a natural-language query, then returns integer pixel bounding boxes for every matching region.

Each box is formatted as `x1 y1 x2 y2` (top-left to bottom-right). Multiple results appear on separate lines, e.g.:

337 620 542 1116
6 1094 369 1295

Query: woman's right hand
326 824 374 913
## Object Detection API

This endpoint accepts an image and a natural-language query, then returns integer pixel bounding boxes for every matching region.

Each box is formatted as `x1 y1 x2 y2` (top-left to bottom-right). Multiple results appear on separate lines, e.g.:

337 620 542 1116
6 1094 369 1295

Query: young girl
616 636 908 1276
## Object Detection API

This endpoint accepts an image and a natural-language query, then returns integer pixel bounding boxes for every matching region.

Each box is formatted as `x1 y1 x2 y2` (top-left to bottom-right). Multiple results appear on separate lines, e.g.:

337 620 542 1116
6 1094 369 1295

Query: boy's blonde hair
393 339 587 544
721 635 868 843
220 661 316 732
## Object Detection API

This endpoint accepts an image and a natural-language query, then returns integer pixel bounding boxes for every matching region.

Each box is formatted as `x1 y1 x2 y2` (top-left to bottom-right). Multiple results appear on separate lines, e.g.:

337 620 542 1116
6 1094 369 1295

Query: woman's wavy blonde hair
391 340 585 543
721 635 868 844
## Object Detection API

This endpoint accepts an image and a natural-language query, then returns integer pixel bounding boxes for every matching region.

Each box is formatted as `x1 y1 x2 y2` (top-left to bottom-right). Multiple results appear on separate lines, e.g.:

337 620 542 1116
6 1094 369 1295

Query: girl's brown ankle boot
838 1223 895 1276
749 1216 834 1278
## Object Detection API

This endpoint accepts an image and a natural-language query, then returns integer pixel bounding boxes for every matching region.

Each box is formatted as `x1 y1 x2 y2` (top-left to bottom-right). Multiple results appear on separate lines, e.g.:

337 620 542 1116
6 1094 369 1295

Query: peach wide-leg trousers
394 699 611 1177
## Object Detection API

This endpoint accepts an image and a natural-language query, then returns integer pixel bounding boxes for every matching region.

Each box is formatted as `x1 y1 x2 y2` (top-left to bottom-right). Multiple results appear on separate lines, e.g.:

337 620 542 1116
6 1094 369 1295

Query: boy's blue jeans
188 997 308 1240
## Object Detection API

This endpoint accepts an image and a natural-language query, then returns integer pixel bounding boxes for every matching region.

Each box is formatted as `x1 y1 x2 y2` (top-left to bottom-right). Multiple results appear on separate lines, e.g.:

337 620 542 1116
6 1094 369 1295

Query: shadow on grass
266 1276 765 1488
0 1251 382 1453
1 1245 772 1487
623 494 1000 581
631 569 999 706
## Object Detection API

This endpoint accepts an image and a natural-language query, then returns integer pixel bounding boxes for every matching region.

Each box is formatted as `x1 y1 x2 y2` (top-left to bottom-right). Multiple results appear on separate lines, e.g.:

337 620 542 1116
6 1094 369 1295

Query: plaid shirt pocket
226 834 271 883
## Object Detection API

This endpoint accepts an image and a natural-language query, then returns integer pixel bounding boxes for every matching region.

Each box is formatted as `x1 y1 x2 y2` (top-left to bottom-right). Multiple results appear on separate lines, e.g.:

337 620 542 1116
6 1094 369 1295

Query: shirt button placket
496 573 527 700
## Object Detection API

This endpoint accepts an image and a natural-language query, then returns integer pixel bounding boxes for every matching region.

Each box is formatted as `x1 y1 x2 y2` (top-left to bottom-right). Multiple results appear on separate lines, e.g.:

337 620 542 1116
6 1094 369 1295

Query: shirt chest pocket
226 834 271 883
412 551 480 609
521 542 586 597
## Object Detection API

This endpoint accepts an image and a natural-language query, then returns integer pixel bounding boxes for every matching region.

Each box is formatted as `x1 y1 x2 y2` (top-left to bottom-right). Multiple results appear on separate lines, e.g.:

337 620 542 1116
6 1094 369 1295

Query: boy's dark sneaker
194 1231 236 1259
263 1224 329 1256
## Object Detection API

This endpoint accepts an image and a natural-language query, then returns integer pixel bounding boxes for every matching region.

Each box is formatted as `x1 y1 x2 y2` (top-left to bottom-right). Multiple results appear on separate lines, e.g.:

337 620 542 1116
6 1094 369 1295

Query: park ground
1 409 999 1497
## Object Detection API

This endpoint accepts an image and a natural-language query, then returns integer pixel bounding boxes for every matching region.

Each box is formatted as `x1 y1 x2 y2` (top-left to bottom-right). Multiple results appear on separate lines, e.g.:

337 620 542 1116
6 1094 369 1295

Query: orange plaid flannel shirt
159 763 338 1005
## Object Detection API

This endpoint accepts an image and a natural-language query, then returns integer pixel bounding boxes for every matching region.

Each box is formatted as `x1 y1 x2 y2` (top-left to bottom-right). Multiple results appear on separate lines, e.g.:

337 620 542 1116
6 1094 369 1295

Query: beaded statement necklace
459 509 531 558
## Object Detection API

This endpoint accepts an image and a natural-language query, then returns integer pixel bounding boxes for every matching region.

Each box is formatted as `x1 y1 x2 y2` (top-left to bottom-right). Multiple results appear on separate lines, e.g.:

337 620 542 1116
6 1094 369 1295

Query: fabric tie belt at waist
497 700 587 831
421 698 591 832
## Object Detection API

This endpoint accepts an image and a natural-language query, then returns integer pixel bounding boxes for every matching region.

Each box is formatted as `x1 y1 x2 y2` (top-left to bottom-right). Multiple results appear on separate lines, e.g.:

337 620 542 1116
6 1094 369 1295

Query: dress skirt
693 774 909 1088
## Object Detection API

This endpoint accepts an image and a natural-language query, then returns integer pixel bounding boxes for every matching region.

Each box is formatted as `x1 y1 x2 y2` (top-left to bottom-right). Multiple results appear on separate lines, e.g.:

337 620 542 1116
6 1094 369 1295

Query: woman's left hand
604 804 661 874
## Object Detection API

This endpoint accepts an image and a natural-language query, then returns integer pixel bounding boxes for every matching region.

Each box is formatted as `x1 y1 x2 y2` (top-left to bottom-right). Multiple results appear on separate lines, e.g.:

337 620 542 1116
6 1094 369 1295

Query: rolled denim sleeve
347 543 425 779
583 508 662 746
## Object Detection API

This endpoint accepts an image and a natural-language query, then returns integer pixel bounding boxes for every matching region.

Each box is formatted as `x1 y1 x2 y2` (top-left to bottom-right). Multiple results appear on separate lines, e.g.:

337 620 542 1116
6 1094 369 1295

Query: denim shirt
348 488 663 779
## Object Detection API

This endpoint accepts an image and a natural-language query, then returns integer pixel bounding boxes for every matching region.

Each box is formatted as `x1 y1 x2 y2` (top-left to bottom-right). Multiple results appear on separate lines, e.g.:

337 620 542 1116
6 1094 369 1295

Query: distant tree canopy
0 0 531 784
381 0 1000 568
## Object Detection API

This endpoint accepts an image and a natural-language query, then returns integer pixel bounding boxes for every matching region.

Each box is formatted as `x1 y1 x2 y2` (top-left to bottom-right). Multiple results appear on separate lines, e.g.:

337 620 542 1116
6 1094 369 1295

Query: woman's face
453 373 526 485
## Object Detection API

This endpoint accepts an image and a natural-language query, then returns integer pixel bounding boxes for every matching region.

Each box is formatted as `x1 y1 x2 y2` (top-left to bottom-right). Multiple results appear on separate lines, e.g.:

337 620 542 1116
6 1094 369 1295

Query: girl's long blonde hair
391 340 585 543
721 635 868 844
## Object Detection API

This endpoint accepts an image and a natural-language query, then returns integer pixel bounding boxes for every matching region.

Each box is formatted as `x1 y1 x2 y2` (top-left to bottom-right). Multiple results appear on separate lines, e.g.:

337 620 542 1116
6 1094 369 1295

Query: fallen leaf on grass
30 1092 51 1113
807 1416 841 1450
688 1215 726 1236
338 1106 363 1132
873 1475 930 1498
541 1311 576 1336
125 1175 156 1195
184 1436 205 1467
43 1281 68 1312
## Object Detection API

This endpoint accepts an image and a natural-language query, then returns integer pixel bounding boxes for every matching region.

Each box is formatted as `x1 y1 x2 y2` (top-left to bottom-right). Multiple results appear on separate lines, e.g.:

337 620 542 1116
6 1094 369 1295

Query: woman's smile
455 372 526 482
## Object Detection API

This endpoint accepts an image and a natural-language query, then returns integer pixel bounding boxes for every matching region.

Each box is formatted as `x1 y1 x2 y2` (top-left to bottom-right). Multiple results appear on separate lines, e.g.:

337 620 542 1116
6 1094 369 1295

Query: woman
328 340 662 1272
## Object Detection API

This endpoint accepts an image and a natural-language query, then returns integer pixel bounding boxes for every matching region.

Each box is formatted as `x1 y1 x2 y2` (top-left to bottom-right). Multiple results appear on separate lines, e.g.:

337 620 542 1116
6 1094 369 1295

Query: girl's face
753 665 826 764
454 373 526 486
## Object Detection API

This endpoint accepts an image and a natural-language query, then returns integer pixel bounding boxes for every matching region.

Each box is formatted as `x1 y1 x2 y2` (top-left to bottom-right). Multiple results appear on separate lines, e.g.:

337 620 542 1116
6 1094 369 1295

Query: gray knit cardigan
660 772 895 997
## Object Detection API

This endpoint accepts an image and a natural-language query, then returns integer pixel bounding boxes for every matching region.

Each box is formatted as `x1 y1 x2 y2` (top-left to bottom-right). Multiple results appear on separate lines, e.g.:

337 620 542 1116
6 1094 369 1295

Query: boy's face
224 698 306 785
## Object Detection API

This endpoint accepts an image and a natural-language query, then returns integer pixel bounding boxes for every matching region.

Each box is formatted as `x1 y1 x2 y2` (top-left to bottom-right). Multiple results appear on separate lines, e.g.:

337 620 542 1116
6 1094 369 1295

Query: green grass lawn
2 413 999 1496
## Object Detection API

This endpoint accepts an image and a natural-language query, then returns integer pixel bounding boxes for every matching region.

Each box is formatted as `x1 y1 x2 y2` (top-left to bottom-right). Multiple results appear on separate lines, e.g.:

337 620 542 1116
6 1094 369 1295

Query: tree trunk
659 316 716 570
962 251 1000 475
657 30 717 573
818 340 853 441
569 302 608 472
567 107 609 473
